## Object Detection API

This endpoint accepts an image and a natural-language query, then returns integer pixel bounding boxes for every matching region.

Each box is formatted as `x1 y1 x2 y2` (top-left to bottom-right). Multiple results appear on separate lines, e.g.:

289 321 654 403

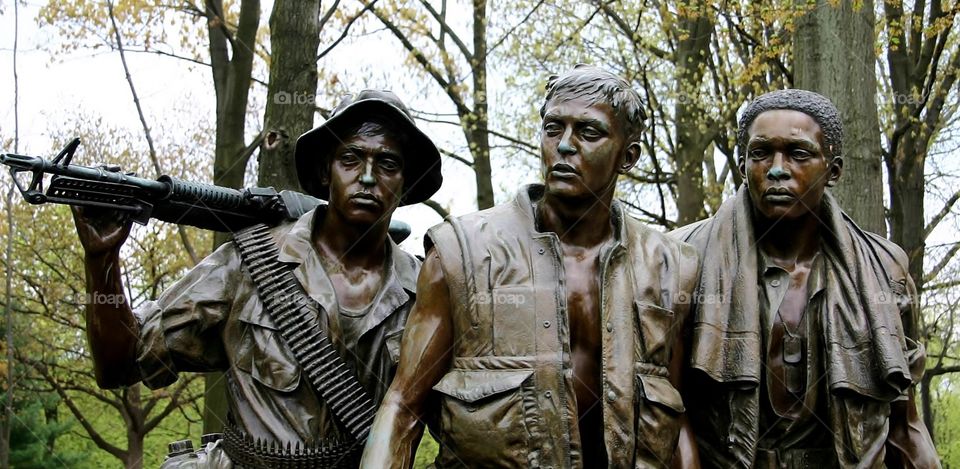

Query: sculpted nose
767 153 790 180
360 160 376 186
558 128 576 156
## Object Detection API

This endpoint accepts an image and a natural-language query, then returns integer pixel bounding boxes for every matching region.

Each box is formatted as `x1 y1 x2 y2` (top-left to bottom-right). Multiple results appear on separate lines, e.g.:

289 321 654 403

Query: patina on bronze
671 89 940 468
361 65 700 468
72 90 442 468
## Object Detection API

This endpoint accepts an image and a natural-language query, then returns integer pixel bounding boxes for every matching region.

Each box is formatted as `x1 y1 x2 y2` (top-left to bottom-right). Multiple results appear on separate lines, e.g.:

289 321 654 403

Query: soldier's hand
71 206 133 257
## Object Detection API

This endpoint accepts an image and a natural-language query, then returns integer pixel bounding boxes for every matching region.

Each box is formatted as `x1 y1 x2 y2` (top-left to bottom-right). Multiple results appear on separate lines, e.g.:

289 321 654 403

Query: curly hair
737 89 843 160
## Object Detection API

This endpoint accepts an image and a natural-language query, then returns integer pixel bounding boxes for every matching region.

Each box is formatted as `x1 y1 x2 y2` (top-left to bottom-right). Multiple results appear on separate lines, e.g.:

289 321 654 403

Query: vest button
770 279 781 287
538 248 545 254
606 322 613 332
544 391 552 398
607 390 616 402
543 321 551 328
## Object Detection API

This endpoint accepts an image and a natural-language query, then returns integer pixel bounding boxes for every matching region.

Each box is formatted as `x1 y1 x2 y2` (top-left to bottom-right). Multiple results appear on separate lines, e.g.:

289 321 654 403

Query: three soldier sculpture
68 65 941 468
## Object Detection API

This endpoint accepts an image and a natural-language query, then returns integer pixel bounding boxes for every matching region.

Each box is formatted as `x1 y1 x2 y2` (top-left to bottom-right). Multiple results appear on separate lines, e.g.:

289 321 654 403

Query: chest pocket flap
638 373 685 413
432 369 533 403
235 297 301 392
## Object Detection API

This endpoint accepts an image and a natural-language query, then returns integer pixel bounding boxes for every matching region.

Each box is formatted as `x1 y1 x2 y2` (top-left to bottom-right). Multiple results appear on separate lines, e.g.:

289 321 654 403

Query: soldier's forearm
361 390 423 469
83 251 139 388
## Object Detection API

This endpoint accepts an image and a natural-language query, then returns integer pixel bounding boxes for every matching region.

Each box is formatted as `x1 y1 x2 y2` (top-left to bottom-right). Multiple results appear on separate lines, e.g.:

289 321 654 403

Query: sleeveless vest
425 185 699 468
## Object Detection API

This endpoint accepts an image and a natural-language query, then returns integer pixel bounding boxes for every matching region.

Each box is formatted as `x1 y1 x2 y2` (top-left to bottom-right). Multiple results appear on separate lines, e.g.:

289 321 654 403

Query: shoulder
861 229 912 283
668 217 714 250
623 216 699 279
424 201 518 252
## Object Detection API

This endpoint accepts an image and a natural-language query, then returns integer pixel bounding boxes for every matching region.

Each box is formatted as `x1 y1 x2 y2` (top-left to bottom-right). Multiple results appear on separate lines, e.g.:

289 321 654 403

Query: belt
754 448 837 469
222 423 363 469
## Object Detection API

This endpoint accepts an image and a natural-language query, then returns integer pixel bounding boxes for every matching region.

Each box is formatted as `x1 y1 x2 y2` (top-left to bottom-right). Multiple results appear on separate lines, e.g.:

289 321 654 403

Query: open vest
425 185 699 468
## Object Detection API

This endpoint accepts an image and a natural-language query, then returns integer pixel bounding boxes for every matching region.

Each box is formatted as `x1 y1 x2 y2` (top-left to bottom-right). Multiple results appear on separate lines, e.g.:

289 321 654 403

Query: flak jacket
424 184 699 468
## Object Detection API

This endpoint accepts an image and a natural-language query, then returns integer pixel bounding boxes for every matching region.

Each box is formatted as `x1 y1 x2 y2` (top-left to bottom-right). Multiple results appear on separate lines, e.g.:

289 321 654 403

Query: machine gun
1 138 412 242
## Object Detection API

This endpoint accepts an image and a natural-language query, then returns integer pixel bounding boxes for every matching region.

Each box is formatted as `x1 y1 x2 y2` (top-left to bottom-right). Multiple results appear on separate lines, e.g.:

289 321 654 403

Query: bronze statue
361 65 700 468
72 90 442 468
671 89 940 468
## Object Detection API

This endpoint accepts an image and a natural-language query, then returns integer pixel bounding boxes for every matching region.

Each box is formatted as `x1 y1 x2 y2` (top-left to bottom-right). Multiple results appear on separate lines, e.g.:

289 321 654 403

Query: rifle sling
233 224 375 441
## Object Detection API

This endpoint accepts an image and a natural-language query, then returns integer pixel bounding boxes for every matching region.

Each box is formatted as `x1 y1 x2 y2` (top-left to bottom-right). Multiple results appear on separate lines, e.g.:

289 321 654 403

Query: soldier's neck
536 192 614 248
313 211 389 269
754 211 822 270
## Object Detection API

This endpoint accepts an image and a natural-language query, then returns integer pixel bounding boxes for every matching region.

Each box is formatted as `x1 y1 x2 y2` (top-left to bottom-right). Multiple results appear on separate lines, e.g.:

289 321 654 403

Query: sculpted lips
350 192 382 208
763 186 795 203
550 163 579 178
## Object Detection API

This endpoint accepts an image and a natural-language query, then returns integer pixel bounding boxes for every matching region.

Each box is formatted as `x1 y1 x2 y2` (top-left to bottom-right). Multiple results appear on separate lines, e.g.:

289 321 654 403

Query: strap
233 224 375 441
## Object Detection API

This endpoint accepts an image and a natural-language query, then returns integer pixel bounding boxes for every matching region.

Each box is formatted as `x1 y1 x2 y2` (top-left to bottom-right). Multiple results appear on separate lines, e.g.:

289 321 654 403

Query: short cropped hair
540 64 647 142
737 89 843 160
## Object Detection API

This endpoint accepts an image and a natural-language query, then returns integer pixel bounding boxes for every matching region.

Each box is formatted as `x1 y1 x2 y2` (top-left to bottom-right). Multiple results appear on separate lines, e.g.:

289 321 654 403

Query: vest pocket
432 368 534 467
635 366 684 468
636 301 676 362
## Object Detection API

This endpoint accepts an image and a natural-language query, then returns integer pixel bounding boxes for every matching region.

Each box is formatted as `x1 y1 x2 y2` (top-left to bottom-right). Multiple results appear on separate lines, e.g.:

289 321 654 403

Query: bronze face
323 132 406 227
539 98 635 201
740 109 842 223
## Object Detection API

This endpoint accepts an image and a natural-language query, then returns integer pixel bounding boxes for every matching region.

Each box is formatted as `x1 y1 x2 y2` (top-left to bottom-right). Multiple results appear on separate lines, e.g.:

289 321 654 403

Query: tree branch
923 188 960 239
440 148 473 167
924 241 960 283
318 1 378 60
367 3 470 116
417 0 473 61
108 1 200 265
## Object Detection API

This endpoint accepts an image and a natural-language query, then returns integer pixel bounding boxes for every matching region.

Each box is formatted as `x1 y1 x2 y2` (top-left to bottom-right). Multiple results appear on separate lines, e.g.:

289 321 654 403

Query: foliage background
1 0 958 467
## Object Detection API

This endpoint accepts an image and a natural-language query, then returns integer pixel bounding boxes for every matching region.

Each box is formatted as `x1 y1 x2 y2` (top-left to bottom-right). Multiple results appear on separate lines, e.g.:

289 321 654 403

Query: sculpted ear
738 157 747 186
826 157 843 187
618 141 641 174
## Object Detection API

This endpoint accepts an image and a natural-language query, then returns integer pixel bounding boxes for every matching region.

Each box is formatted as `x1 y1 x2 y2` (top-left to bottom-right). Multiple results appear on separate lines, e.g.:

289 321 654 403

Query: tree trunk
258 0 322 191
673 2 713 226
467 0 494 210
793 0 886 235
204 0 261 434
124 385 144 469
920 374 934 444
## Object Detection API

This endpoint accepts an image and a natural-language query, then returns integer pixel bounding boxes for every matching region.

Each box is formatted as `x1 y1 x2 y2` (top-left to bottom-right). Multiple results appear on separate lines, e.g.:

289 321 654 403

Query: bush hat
295 90 443 205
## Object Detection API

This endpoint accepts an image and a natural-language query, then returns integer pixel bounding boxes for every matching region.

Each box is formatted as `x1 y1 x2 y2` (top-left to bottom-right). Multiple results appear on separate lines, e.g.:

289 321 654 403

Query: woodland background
0 0 958 467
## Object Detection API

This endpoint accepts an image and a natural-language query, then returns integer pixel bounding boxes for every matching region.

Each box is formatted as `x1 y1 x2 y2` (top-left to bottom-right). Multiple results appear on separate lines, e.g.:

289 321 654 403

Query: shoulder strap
233 224 375 441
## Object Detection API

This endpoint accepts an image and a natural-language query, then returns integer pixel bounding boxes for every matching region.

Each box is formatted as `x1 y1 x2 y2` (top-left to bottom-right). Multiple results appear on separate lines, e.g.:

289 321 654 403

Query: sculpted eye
338 152 360 165
543 122 563 136
581 127 602 140
749 148 768 159
792 149 813 160
379 157 402 172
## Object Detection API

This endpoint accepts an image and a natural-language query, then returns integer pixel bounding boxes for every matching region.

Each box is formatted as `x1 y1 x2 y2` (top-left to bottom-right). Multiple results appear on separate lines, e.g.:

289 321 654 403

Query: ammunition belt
233 224 376 440
223 422 362 469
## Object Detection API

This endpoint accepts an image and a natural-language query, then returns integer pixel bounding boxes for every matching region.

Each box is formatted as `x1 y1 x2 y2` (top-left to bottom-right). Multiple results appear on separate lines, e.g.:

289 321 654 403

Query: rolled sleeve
134 242 238 389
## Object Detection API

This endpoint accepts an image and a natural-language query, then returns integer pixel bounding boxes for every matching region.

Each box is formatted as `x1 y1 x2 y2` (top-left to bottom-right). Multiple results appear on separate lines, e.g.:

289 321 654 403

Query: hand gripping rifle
1 138 412 242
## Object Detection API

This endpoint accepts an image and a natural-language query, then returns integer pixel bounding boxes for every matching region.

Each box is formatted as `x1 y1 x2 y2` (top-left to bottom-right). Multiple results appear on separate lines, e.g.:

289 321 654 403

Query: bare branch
318 1 378 60
924 241 960 284
440 149 473 167
923 188 960 239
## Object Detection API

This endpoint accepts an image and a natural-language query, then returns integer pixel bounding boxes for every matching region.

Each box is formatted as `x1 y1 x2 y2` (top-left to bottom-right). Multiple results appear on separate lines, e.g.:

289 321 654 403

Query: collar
514 183 628 246
757 247 826 298
272 206 418 337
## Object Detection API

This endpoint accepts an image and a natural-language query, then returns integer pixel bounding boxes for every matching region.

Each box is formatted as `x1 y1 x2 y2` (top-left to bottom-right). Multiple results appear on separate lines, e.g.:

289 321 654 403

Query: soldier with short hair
672 89 939 468
362 65 700 468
